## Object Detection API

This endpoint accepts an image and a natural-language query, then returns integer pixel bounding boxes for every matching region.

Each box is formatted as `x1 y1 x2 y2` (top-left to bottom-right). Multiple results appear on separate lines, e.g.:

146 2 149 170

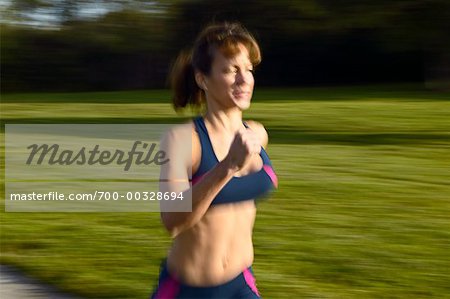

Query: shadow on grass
268 129 450 145
0 117 189 125
2 118 449 145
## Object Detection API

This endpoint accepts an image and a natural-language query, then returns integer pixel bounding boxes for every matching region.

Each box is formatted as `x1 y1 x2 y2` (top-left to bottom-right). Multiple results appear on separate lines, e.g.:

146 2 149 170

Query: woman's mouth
233 90 250 98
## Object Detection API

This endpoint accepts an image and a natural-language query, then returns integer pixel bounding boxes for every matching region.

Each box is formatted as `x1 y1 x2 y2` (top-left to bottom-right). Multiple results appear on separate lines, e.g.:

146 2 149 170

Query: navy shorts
150 260 262 299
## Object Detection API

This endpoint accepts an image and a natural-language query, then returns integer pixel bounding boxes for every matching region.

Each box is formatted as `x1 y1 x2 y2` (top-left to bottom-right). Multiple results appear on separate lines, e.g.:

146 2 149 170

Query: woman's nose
236 70 251 85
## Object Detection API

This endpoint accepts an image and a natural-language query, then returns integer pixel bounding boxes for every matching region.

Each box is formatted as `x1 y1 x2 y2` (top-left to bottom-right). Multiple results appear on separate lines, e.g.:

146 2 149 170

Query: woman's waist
167 239 254 286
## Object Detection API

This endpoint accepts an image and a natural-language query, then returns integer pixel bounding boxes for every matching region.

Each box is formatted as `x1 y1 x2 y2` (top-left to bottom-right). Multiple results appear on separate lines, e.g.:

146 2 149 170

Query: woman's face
203 43 255 111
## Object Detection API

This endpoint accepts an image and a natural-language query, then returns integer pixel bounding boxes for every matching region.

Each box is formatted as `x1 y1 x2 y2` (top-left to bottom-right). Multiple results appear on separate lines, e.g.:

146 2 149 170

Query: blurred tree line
1 0 449 92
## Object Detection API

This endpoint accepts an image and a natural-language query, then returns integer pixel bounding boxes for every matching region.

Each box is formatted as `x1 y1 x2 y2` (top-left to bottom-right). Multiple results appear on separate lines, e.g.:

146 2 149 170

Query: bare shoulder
245 120 269 149
160 121 200 174
160 122 194 162
162 122 194 140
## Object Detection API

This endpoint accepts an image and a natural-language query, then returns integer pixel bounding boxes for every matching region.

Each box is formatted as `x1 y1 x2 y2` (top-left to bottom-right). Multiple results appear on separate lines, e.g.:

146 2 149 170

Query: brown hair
170 22 261 110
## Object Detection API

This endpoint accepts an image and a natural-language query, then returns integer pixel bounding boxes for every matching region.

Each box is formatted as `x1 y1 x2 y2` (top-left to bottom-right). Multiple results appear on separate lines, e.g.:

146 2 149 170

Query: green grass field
1 85 450 298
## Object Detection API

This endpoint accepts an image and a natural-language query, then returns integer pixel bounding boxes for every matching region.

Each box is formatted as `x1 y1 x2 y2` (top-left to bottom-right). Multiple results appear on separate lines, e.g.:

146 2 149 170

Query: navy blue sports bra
191 116 278 205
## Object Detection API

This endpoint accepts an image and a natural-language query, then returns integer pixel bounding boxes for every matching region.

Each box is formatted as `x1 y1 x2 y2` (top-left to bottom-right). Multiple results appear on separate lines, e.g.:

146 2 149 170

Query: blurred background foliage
1 0 449 92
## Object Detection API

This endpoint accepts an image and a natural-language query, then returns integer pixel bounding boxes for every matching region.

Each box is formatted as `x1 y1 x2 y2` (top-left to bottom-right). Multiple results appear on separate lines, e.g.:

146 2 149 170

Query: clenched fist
224 127 261 172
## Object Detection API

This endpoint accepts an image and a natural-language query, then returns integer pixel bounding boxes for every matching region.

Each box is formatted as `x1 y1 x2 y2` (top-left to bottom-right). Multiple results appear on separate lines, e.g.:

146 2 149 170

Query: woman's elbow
160 212 184 238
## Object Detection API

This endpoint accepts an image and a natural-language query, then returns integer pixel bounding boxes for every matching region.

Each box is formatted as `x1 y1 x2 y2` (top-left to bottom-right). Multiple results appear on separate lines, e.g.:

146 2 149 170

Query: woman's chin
232 95 252 110
238 101 251 110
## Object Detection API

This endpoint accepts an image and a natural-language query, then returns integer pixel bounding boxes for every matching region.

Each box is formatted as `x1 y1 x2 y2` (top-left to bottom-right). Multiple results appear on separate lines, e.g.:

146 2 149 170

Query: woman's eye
225 68 253 74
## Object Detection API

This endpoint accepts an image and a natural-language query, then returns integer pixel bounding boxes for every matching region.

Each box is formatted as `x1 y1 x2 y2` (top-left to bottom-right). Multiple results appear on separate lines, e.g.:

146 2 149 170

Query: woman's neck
204 108 243 135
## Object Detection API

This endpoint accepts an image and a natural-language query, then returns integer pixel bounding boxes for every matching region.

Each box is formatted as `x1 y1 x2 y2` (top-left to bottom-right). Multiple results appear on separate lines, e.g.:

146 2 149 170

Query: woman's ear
195 71 208 91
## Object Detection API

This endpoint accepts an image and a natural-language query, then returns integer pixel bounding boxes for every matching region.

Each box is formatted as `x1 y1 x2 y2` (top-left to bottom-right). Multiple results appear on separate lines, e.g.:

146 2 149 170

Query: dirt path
0 264 81 299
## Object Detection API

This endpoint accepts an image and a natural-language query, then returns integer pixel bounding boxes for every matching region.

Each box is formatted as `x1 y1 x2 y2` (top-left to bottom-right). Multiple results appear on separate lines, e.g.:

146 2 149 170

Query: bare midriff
167 200 256 286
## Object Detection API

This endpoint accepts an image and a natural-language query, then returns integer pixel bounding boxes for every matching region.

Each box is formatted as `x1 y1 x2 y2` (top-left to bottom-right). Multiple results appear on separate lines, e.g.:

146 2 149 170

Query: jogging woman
151 22 278 299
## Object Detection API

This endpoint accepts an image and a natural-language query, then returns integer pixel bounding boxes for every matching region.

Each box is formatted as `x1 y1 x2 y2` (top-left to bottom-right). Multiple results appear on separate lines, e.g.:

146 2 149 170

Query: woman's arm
245 120 268 149
159 123 261 237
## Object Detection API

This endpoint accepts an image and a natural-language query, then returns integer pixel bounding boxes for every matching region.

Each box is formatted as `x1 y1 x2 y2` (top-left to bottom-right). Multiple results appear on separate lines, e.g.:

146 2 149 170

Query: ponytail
170 48 204 110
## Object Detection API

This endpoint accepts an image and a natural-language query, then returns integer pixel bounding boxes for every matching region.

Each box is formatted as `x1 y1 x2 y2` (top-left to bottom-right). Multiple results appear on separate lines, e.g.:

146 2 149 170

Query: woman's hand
224 127 262 172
